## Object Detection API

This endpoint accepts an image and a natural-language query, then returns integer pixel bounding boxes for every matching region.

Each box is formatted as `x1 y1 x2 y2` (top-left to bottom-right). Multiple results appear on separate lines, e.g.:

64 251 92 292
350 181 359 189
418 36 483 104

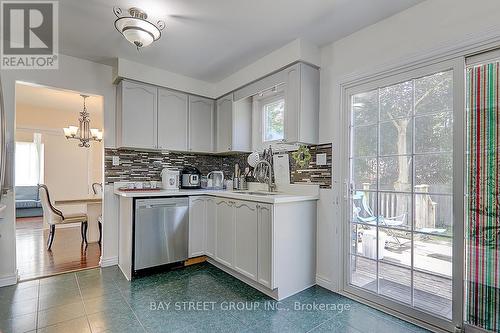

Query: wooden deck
351 256 452 319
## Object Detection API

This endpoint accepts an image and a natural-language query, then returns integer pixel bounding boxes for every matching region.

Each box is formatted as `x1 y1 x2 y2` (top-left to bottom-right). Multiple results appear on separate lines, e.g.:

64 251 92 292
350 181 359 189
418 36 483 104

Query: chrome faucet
254 160 275 192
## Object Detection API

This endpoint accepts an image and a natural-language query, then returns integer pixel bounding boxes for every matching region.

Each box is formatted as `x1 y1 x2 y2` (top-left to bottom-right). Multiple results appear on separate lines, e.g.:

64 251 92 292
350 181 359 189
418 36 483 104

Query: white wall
317 0 500 291
0 54 116 284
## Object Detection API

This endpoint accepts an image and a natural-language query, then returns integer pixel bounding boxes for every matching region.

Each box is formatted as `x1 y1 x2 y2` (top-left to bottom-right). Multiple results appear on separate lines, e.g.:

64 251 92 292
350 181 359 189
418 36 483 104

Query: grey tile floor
0 263 431 333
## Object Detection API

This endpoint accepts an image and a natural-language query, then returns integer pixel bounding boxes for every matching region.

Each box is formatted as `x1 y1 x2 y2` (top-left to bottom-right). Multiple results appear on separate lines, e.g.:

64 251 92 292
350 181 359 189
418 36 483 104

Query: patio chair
352 191 408 246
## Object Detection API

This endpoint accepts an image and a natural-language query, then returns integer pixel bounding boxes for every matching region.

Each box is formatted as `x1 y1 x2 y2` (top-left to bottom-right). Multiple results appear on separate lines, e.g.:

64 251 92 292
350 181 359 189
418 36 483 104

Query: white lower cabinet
215 198 234 267
233 201 258 280
188 197 206 258
188 197 276 289
205 197 216 257
257 203 273 288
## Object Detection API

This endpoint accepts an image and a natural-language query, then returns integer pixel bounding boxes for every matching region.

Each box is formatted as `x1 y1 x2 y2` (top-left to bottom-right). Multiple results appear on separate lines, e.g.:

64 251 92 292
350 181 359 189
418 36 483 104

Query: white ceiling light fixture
113 7 165 50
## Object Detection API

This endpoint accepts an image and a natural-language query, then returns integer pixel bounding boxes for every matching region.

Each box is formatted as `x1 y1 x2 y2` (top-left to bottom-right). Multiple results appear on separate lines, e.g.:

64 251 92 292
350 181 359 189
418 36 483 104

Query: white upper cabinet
284 63 320 144
216 94 252 153
244 62 319 150
157 88 188 151
116 80 157 149
216 95 232 152
189 96 214 153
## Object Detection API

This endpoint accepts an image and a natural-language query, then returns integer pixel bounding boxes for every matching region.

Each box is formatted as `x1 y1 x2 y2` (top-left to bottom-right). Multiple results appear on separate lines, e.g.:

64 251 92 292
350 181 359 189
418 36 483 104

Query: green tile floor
0 263 430 333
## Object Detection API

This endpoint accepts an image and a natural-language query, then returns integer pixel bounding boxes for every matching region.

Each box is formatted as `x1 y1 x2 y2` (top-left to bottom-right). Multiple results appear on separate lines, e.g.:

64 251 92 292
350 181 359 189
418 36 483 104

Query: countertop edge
113 189 319 204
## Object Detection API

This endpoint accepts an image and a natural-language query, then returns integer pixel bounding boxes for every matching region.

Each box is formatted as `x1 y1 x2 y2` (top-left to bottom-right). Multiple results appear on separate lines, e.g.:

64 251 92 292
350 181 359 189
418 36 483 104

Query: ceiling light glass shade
122 26 154 48
113 8 165 49
63 127 72 137
90 128 103 140
68 126 79 136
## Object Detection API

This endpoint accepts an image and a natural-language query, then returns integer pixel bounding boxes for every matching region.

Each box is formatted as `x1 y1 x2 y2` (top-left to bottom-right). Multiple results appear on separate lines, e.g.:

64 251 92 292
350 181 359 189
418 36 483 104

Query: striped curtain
466 61 500 332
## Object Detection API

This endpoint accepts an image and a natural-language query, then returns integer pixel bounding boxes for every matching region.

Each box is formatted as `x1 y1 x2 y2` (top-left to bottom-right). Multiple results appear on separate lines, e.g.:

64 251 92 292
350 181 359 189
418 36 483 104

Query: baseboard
0 272 18 287
315 274 332 289
100 256 118 267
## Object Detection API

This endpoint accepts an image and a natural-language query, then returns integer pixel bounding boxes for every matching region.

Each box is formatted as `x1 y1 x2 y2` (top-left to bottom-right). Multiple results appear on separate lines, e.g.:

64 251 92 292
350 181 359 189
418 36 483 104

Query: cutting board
273 154 290 186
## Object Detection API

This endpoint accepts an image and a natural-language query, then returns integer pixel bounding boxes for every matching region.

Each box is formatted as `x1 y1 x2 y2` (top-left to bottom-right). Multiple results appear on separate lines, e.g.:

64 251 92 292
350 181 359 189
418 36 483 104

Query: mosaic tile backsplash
104 149 249 184
288 143 332 189
104 143 332 189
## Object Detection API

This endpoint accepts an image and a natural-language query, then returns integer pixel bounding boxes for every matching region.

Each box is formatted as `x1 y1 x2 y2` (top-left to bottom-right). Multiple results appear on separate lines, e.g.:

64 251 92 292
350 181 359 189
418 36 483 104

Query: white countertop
113 188 318 204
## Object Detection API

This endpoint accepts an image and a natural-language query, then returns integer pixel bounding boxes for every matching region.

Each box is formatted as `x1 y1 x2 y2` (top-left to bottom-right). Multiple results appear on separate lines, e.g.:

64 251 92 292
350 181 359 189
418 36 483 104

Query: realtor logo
1 1 58 69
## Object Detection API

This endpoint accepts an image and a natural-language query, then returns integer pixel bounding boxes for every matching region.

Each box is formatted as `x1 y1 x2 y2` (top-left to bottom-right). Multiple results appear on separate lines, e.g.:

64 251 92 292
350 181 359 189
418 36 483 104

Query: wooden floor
16 217 101 281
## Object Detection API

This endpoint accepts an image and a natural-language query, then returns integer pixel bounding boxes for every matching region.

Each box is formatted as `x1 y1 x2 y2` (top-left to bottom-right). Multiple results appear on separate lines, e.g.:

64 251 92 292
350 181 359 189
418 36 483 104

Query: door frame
339 57 465 332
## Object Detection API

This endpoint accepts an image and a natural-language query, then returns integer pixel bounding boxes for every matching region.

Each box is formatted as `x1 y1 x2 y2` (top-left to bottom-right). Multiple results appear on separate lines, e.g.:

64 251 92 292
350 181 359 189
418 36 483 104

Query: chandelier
113 7 165 49
63 95 102 148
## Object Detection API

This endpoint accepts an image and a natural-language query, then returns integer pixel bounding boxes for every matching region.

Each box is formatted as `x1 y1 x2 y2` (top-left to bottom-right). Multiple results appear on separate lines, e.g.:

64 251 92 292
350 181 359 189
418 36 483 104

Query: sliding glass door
344 60 464 330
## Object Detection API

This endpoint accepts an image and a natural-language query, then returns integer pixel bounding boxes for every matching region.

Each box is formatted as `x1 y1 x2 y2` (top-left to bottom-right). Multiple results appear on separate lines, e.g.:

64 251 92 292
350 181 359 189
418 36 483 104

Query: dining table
55 195 102 243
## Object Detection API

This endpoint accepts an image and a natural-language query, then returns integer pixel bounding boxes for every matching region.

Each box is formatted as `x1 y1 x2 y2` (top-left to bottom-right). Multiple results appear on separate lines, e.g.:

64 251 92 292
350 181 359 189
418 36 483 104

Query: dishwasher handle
138 203 182 209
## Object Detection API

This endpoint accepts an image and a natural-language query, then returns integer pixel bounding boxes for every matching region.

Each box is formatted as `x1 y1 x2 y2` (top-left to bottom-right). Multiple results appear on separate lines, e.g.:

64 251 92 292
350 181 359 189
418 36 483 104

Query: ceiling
60 0 423 83
16 83 103 118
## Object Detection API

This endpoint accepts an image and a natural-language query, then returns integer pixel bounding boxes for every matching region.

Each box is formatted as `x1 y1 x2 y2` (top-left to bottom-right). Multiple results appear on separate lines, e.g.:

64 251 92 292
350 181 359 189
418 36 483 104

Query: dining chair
38 184 89 250
92 182 103 245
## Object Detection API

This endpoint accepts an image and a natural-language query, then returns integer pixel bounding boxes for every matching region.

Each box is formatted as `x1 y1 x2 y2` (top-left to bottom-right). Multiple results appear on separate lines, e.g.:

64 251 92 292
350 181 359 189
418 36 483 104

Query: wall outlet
112 156 120 166
316 153 327 166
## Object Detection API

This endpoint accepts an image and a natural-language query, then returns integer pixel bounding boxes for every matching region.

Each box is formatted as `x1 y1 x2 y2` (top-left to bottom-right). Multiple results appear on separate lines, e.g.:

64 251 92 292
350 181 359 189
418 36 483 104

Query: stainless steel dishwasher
134 197 189 271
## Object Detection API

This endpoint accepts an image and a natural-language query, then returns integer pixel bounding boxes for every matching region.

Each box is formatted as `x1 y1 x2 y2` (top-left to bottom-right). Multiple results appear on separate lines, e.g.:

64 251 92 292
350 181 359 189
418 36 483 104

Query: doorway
15 83 104 280
343 59 464 331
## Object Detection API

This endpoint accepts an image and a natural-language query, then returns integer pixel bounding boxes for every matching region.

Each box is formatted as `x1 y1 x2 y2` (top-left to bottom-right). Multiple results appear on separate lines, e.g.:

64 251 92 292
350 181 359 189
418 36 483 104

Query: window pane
414 194 452 235
352 190 377 224
379 119 412 156
414 271 452 319
15 142 43 186
352 125 377 157
352 225 385 260
415 153 452 193
378 193 411 230
415 71 453 115
352 90 378 126
415 113 453 153
263 98 284 141
379 227 411 267
350 255 377 293
379 156 412 192
379 263 411 304
414 233 452 277
380 81 413 121
352 157 377 190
